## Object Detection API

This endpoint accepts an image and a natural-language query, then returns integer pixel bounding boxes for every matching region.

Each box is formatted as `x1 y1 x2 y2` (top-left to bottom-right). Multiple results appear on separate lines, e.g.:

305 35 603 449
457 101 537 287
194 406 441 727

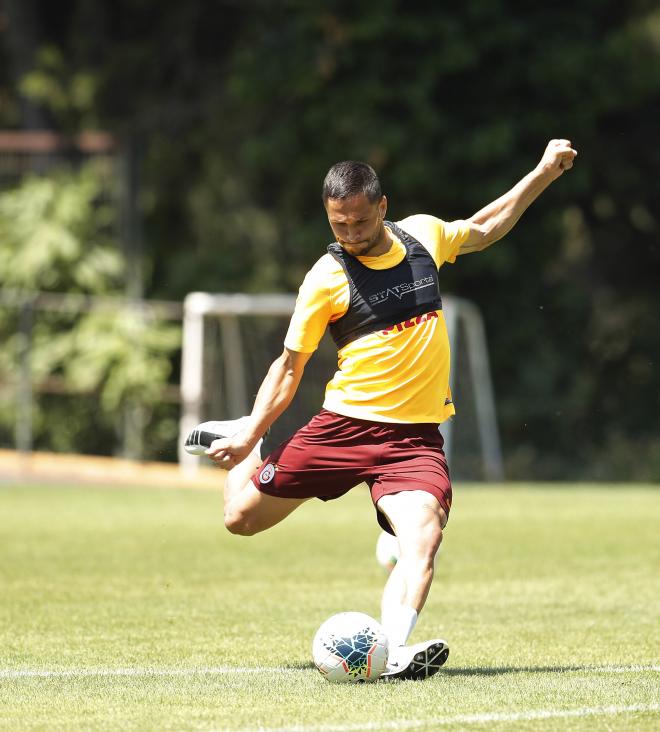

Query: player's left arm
458 139 577 254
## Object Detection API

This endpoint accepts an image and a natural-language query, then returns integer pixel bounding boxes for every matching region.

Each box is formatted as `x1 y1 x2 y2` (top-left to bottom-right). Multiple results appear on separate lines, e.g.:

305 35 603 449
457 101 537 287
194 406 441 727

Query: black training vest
327 221 443 350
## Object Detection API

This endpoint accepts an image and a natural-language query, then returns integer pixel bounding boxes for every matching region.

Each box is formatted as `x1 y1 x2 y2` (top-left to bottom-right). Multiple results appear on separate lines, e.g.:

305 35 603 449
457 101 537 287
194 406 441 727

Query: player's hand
206 434 255 471
538 139 577 179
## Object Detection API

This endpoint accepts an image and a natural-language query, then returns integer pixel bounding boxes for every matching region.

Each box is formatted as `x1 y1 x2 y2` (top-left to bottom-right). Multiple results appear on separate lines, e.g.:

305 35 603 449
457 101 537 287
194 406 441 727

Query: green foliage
19 45 99 130
0 165 180 458
0 164 121 292
62 309 180 413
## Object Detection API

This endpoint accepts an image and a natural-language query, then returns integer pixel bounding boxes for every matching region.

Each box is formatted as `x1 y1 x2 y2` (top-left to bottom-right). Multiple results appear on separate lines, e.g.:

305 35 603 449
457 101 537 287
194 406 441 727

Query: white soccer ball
312 612 389 683
376 531 400 572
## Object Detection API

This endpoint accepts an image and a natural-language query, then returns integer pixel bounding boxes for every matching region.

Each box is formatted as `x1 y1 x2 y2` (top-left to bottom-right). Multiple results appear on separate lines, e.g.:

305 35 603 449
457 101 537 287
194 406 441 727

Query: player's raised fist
538 139 577 179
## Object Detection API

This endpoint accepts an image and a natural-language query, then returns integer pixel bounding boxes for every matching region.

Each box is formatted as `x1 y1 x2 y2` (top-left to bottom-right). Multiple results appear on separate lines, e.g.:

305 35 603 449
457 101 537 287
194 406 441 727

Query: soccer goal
179 292 503 481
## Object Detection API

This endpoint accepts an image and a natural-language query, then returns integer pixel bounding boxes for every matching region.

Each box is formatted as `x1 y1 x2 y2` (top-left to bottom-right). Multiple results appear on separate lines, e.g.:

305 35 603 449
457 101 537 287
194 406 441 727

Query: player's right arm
207 257 337 470
206 347 312 469
206 347 313 470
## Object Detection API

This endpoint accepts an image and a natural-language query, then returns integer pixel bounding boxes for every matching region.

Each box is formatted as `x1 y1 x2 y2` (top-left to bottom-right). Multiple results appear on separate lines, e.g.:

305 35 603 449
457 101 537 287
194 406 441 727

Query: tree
1 0 659 476
0 164 180 459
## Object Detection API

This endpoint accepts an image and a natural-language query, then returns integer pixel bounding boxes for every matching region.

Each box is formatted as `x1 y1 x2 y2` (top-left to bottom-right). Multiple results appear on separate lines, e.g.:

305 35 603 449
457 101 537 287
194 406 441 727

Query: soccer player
185 139 577 680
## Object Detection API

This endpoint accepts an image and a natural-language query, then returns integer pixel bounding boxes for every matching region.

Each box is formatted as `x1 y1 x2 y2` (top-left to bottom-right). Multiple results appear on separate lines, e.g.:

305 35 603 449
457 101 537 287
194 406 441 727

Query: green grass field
0 481 658 731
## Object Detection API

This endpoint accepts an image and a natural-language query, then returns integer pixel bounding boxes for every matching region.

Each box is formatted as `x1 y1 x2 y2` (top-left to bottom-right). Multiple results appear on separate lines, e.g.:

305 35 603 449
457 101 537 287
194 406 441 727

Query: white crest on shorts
259 463 276 484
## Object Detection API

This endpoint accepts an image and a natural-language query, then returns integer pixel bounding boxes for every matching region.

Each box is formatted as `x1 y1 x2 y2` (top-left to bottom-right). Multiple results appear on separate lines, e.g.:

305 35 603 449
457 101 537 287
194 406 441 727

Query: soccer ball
312 612 389 683
376 531 400 572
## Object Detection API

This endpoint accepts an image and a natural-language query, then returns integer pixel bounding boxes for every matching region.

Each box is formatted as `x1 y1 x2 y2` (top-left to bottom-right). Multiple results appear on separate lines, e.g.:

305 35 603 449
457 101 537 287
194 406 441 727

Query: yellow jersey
284 214 471 423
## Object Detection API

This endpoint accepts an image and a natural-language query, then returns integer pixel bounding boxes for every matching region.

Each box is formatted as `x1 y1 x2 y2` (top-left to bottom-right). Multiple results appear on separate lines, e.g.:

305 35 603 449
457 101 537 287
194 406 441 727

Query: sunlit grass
0 482 658 730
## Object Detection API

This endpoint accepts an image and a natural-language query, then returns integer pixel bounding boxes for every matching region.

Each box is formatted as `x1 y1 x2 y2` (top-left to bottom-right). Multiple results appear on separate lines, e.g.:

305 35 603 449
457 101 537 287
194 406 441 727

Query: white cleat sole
381 639 449 681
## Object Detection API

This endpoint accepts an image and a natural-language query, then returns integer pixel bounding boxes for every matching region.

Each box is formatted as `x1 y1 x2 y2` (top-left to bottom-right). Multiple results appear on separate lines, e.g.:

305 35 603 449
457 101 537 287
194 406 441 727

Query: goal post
179 292 503 481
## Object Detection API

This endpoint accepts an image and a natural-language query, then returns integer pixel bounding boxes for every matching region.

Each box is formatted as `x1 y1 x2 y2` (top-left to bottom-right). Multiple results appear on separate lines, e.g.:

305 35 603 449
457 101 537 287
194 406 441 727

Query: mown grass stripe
1 663 657 679
238 704 660 732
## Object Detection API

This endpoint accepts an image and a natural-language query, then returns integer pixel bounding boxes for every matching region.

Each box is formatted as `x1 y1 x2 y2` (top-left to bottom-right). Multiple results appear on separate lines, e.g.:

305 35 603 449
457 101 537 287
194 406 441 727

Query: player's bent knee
224 505 260 536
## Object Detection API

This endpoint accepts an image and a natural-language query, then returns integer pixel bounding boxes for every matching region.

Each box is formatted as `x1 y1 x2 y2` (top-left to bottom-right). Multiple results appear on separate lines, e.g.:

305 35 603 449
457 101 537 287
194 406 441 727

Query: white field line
237 704 660 732
0 663 658 680
0 666 292 679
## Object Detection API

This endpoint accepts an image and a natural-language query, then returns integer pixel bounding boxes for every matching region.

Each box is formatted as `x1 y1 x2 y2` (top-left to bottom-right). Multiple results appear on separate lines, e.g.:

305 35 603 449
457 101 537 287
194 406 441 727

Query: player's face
325 194 389 256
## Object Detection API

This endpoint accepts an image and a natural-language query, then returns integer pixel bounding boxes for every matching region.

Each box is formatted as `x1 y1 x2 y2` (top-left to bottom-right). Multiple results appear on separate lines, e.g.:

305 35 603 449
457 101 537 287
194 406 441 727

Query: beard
337 220 386 256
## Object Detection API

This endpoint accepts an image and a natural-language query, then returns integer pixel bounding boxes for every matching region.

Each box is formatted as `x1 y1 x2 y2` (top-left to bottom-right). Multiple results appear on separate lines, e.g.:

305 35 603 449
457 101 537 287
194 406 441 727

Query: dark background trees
2 0 659 478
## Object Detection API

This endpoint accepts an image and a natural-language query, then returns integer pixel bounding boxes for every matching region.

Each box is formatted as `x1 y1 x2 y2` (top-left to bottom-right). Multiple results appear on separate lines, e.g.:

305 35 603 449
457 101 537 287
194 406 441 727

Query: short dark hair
322 161 382 204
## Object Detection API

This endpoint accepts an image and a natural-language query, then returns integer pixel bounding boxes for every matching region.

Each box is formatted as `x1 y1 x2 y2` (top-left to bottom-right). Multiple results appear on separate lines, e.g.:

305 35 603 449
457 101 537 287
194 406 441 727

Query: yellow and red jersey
284 214 470 424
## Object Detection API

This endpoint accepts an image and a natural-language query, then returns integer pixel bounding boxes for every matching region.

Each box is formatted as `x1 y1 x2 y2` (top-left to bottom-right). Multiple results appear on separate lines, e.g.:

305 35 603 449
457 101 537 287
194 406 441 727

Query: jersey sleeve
398 214 471 267
437 218 471 264
283 261 334 354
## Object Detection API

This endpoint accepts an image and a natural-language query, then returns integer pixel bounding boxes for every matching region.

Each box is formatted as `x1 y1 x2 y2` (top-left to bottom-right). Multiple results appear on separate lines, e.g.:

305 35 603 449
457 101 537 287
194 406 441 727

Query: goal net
179 293 503 481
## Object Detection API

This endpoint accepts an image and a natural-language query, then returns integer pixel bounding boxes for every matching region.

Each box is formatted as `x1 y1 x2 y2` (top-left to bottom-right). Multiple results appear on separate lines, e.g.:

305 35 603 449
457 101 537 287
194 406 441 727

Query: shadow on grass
281 662 634 677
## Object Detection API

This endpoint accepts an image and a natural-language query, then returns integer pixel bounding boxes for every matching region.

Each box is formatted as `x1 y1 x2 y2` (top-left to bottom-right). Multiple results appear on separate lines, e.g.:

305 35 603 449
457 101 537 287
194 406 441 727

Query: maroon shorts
251 409 452 534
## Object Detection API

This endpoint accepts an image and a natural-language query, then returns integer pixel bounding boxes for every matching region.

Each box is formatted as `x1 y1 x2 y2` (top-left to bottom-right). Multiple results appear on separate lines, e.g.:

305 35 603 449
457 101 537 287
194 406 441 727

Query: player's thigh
224 479 309 535
377 490 446 554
